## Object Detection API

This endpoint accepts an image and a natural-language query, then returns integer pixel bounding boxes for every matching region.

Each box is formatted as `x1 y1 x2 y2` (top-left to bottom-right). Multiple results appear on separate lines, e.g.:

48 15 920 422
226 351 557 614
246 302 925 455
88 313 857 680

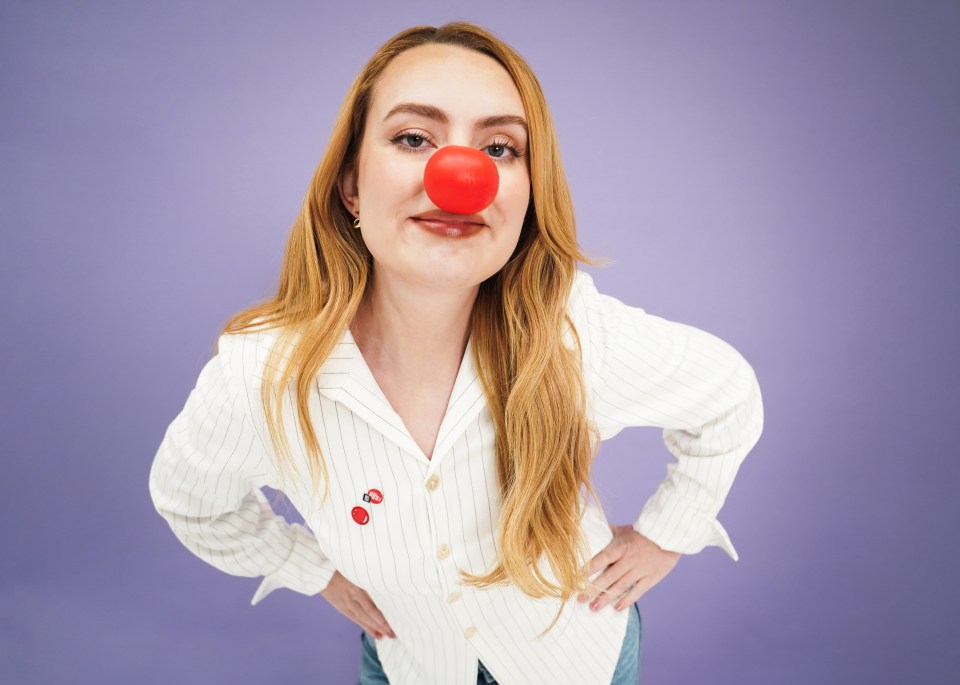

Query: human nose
423 145 499 215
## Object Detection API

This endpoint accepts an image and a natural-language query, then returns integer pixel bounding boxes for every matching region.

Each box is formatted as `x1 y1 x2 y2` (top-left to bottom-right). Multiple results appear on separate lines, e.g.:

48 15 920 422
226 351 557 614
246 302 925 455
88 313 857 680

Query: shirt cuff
632 499 740 562
249 523 338 605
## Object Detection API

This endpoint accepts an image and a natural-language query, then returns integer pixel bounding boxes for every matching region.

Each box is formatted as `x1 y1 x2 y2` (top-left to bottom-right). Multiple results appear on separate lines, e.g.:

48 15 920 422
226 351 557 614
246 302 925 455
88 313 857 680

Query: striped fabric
149 269 764 685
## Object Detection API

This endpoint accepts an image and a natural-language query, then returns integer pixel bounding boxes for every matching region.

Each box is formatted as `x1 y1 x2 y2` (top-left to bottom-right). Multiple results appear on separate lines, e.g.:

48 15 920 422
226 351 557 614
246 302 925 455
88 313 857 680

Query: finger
579 558 630 604
593 574 641 611
339 602 381 638
583 567 615 605
579 573 612 605
344 597 378 632
614 576 653 611
589 569 637 610
347 606 388 639
580 570 618 604
361 624 385 640
581 544 618 579
366 605 397 638
353 596 397 638
578 547 625 602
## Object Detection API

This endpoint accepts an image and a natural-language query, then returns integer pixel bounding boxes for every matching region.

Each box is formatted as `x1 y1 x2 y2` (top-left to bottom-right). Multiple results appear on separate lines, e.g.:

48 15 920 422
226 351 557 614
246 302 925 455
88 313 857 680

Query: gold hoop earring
353 212 361 229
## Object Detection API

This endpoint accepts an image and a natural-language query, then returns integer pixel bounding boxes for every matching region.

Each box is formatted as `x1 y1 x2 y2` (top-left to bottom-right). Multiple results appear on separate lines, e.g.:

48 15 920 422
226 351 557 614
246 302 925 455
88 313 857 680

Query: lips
410 209 487 238
413 210 485 226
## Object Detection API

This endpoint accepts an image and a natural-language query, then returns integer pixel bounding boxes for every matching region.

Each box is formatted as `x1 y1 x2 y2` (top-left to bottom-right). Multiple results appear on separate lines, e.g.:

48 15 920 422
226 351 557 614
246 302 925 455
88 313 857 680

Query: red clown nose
423 146 500 215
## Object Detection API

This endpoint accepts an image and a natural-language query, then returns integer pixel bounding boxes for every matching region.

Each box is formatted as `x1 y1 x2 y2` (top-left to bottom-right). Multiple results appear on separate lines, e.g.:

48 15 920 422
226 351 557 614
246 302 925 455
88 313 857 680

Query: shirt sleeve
148 334 338 604
570 271 764 561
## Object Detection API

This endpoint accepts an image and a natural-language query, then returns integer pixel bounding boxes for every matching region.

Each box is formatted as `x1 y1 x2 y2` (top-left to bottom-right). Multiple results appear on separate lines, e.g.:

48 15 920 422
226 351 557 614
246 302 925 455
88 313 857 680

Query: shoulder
566 268 646 340
563 269 613 367
567 268 635 320
215 320 297 393
566 268 599 322
570 268 599 301
565 269 695 379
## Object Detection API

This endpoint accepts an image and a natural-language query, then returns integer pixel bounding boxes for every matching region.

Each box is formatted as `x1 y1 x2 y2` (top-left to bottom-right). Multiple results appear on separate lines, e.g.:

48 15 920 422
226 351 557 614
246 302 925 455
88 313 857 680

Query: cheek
499 170 531 220
361 152 421 205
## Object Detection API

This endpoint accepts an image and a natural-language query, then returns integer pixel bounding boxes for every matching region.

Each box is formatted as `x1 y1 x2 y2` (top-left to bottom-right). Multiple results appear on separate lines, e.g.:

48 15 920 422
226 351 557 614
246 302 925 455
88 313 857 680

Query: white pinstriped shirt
149 269 764 685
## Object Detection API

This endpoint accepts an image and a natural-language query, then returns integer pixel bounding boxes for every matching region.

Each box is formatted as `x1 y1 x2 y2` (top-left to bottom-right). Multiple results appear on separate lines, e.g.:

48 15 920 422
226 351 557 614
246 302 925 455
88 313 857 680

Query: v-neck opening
341 327 476 464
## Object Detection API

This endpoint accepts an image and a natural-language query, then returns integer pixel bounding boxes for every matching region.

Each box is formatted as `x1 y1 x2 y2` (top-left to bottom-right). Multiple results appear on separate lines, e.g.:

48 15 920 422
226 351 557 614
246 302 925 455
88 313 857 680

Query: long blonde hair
221 21 607 635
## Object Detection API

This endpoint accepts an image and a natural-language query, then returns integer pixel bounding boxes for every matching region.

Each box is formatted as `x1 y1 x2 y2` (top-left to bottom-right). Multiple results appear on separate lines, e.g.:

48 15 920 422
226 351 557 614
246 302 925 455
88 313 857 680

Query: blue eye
397 134 428 149
484 140 523 162
389 130 525 164
390 130 433 151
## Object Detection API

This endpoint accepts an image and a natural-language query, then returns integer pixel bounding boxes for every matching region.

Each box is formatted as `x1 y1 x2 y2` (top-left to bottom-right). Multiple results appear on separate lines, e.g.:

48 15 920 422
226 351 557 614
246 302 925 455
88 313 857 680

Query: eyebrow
383 102 528 135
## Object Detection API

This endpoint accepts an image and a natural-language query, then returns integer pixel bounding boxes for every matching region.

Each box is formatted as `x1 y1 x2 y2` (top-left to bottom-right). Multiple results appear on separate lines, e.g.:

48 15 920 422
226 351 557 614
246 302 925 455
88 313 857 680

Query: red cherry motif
352 488 384 525
423 146 499 215
351 506 370 526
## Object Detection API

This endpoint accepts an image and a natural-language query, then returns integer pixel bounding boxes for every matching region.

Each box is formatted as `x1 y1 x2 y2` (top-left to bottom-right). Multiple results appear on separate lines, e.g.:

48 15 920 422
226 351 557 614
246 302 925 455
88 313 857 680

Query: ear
337 163 360 216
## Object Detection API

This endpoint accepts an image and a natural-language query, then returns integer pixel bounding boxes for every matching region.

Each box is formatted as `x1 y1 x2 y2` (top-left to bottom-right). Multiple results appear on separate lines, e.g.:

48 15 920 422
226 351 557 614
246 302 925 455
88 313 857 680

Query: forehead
369 44 525 121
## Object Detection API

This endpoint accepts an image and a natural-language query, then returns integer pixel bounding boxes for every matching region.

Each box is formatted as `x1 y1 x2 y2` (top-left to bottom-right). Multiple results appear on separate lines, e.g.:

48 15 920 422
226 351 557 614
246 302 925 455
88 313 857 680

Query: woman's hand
319 571 397 639
577 524 681 611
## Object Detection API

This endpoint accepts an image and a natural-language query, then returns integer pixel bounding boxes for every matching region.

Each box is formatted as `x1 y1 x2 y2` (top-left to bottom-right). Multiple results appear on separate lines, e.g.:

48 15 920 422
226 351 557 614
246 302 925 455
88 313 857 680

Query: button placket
424 465 477 641
427 471 453 567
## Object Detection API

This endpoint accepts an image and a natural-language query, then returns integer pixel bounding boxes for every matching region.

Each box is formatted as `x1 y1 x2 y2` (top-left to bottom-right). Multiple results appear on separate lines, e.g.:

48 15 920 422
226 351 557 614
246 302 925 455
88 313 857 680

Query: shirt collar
316 328 486 466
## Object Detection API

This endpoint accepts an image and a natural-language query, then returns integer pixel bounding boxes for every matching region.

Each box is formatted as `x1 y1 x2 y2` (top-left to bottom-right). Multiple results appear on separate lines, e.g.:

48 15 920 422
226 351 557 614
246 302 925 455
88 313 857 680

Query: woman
149 21 764 685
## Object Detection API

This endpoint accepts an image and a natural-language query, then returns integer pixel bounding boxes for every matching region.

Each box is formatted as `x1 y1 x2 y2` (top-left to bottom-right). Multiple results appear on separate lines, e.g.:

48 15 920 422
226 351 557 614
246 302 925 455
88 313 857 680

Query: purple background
2 1 958 683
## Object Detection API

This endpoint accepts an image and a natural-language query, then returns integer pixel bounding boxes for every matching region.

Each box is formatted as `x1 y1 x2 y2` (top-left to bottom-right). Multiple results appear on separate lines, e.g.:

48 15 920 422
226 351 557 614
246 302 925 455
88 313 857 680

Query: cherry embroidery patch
350 506 369 525
351 489 383 525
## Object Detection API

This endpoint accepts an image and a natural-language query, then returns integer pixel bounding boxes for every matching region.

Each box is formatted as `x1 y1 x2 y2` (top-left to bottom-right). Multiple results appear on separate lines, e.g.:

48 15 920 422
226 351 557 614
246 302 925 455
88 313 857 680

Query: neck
350 272 479 381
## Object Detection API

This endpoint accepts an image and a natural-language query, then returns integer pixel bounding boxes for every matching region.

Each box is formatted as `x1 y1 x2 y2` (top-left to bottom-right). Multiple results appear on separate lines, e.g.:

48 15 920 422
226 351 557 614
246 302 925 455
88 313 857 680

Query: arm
571 271 765 561
148 335 337 604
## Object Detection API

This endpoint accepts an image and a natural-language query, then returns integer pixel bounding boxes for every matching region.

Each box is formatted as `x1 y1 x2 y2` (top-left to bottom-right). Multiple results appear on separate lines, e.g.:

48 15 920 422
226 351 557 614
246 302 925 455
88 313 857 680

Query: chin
419 270 486 290
406 264 493 292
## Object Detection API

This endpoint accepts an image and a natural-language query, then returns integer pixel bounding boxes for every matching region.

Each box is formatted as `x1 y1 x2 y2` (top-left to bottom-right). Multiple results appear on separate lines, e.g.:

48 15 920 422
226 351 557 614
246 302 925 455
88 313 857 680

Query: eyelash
389 129 525 163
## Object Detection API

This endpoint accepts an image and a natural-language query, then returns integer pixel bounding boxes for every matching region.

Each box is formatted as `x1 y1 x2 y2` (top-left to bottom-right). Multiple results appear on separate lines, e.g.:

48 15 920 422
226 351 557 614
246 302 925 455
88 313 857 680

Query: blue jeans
358 602 642 684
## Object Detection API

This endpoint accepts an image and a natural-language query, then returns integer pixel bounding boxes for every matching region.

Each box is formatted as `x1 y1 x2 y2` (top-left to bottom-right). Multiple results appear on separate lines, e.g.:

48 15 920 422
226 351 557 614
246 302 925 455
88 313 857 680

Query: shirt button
437 544 451 560
447 591 461 604
464 626 477 639
425 475 440 491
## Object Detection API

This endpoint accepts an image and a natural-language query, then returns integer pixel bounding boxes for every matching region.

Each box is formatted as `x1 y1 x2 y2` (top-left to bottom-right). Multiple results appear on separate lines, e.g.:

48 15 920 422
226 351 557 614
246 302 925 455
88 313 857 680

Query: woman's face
338 43 531 295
